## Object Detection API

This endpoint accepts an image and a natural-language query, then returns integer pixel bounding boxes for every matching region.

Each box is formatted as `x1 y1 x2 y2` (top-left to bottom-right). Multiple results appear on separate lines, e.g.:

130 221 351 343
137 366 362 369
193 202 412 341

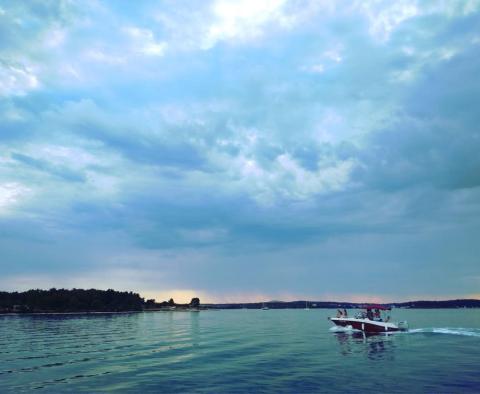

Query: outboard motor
398 321 409 331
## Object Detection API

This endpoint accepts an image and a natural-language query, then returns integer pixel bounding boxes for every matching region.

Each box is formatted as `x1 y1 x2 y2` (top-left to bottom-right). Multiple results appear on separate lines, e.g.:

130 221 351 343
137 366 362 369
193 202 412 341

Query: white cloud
324 49 342 63
85 49 126 64
202 0 291 48
300 63 325 74
428 0 480 17
150 0 332 51
309 64 325 73
217 149 355 205
124 26 168 56
390 45 464 84
143 41 167 56
355 0 480 43
356 0 419 41
300 46 343 75
43 28 67 48
0 182 31 214
273 153 355 199
390 68 416 83
0 63 39 96
58 63 82 80
38 145 99 169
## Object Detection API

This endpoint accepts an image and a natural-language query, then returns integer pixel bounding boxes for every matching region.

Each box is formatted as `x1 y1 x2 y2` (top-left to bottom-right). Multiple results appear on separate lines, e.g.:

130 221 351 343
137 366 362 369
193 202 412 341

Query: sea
1 308 479 393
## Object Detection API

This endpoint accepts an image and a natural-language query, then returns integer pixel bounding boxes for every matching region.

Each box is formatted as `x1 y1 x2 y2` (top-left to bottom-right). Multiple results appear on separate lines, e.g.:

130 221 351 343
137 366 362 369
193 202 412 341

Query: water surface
1 309 479 393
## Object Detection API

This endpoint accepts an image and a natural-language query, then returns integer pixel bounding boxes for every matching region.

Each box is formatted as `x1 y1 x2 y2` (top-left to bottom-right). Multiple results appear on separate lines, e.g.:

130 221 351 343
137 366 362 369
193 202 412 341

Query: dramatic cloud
1 0 479 302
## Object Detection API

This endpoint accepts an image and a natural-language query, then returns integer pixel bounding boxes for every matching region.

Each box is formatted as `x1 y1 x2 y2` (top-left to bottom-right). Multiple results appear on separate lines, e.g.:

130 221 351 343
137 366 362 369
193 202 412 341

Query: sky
1 0 480 303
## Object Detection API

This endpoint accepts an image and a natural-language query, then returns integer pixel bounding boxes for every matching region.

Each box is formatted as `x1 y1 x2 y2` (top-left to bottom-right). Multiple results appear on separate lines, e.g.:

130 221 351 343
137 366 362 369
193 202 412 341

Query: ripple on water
1 310 480 393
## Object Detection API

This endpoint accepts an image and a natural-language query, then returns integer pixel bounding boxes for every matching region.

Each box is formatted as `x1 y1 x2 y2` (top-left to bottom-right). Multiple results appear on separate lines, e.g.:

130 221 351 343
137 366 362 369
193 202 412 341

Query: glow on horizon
138 291 480 305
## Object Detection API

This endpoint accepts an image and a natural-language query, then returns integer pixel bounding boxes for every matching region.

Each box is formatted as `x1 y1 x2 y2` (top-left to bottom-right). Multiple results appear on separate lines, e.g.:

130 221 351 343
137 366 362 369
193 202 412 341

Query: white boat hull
329 317 408 333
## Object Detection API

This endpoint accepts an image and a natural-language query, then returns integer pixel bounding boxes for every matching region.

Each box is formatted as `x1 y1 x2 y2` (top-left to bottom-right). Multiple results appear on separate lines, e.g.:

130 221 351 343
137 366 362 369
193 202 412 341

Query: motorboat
328 305 408 333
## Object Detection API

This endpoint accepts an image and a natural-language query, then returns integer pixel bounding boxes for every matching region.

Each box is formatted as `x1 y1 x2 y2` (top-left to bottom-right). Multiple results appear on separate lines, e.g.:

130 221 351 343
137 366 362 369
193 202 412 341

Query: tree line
0 288 145 313
0 288 202 313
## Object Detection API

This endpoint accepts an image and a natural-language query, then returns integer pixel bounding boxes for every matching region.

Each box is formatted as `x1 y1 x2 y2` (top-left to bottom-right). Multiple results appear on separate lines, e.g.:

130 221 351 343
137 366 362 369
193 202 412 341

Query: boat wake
407 328 480 337
329 326 480 337
329 325 362 333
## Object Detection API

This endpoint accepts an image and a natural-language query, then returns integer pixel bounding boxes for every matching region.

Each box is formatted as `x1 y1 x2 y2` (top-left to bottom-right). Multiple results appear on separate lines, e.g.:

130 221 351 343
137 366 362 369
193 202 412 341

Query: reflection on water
333 332 396 361
1 309 479 393
190 312 200 348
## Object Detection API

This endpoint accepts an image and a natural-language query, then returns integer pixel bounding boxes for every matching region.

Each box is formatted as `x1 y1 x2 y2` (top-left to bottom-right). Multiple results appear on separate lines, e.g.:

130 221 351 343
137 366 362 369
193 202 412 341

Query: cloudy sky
1 0 479 303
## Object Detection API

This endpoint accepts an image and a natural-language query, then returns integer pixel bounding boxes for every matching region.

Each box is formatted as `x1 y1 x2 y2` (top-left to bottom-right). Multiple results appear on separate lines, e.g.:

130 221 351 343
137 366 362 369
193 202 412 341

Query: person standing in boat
366 308 373 320
343 309 348 317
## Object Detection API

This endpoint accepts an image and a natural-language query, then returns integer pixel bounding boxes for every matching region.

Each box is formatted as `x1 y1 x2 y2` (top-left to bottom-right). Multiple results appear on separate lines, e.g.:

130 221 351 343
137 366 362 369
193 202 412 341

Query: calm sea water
1 309 479 393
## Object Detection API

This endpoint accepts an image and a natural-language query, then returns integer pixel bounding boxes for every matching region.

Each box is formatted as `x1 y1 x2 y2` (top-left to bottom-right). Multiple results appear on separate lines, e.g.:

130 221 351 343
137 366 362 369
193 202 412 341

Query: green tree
190 298 200 307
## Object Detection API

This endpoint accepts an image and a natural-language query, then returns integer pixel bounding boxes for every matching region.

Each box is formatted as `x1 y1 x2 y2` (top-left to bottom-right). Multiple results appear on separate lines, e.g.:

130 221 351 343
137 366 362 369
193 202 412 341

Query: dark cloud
1 1 480 300
357 44 480 192
11 152 86 182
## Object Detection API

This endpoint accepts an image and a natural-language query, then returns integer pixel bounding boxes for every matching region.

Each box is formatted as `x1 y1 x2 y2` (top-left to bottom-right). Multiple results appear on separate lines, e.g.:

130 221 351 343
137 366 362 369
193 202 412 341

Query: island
1 288 479 314
0 288 202 314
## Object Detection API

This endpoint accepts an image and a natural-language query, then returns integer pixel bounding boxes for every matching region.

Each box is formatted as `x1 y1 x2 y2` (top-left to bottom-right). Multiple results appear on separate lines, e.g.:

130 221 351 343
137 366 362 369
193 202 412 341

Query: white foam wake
407 328 480 337
329 325 361 333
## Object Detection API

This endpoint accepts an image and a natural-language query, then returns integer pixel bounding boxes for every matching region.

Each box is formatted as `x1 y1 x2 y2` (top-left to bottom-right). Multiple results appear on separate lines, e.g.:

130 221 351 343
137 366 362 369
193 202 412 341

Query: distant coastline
1 289 479 314
0 288 201 314
207 299 480 309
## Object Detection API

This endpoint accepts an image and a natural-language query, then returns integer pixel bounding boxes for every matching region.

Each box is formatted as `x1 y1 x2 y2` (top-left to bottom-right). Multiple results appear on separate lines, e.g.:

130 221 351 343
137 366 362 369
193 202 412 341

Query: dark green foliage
0 288 145 313
145 299 156 307
190 297 200 307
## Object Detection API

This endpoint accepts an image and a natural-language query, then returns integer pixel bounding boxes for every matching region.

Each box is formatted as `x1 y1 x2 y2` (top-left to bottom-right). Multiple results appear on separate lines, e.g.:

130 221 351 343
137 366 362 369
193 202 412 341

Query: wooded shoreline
0 288 200 314
1 288 479 314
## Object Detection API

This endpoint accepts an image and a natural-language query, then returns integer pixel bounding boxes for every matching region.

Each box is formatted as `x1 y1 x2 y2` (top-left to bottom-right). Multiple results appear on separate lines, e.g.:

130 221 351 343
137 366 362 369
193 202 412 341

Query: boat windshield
353 308 391 321
354 311 367 319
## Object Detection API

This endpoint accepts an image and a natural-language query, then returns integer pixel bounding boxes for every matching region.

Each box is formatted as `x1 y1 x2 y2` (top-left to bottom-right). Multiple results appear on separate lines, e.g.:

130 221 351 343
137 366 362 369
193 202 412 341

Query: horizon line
2 288 479 304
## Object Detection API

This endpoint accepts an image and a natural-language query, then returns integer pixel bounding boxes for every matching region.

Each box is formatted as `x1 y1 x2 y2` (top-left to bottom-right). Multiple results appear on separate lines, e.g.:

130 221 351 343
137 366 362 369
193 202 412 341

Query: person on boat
343 309 348 317
374 309 381 321
336 309 343 318
366 308 373 320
